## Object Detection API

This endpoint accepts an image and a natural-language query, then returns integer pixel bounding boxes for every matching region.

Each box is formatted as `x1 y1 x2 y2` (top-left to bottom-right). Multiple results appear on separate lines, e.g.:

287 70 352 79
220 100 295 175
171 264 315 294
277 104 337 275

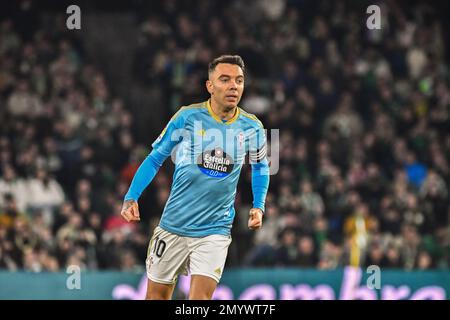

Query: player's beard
223 104 236 113
223 96 239 112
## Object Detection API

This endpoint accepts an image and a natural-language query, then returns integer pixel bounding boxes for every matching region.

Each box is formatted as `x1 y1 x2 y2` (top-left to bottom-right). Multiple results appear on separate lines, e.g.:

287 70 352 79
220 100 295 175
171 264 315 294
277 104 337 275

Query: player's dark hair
208 55 245 74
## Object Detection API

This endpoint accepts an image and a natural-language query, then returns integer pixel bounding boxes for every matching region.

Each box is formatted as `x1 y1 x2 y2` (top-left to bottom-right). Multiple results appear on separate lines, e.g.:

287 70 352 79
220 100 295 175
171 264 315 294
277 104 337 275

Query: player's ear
206 79 213 95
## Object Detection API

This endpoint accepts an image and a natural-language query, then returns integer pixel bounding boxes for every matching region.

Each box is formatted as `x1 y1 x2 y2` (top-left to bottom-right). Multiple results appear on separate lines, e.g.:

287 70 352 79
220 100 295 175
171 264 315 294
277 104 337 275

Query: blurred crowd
0 12 148 271
1 0 450 272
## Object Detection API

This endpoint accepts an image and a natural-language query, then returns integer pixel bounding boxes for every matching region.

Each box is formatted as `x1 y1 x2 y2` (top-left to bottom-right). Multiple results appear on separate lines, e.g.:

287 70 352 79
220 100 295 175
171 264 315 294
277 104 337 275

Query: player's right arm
121 109 185 222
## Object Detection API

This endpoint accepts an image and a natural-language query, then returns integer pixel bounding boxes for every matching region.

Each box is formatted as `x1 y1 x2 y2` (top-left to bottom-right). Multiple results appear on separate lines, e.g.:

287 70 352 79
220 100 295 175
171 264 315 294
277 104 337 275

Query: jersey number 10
152 237 167 258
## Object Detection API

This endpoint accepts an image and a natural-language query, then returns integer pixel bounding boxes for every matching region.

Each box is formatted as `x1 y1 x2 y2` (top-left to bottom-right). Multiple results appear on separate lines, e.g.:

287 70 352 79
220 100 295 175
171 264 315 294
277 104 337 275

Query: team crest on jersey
197 147 234 178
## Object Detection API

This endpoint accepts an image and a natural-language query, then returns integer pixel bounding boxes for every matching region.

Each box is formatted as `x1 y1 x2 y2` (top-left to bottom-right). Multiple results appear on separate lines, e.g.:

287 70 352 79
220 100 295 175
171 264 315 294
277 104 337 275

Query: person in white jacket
26 168 65 226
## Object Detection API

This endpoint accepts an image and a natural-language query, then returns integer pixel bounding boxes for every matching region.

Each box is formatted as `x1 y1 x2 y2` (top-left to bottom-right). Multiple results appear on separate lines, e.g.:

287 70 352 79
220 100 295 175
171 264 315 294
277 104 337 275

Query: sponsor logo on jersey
197 147 234 178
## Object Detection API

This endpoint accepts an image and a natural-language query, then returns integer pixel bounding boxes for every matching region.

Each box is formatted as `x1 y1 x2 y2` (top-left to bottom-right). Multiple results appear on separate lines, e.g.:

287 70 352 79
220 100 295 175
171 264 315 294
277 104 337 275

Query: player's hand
120 200 140 222
248 208 263 230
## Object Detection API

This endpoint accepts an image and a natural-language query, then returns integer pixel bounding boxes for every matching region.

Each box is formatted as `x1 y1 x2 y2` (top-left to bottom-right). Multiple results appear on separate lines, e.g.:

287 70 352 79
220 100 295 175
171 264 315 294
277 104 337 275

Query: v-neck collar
206 99 240 125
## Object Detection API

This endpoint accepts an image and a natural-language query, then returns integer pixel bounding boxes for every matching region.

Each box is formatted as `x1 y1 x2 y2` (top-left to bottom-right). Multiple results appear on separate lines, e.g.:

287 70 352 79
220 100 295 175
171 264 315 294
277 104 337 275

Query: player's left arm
248 123 270 230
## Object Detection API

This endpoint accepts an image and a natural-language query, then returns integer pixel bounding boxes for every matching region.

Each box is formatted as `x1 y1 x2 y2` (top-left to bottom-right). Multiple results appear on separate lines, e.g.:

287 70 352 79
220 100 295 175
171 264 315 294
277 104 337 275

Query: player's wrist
250 207 264 216
122 199 138 212
124 197 137 204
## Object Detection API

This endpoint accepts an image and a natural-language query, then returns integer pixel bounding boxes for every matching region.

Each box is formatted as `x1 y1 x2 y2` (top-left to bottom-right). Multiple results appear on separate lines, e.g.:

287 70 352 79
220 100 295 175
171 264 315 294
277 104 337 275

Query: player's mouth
225 95 238 101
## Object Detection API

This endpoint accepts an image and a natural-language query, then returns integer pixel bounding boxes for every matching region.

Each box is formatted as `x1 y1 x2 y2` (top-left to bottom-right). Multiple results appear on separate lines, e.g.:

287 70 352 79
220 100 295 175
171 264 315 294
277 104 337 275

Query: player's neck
210 99 237 121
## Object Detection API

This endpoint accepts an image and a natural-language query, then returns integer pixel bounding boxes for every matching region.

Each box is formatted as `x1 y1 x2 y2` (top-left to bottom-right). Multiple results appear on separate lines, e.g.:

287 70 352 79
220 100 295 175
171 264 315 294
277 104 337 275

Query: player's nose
229 80 238 89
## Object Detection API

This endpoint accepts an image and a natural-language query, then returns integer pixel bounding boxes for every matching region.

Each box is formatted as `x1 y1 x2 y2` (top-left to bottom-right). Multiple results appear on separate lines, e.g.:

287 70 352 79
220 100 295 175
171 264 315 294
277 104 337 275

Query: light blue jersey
125 100 269 237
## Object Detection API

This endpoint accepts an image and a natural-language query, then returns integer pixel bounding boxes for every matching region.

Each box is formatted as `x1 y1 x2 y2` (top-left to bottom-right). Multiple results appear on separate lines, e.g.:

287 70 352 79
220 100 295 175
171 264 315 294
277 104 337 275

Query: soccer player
120 55 270 300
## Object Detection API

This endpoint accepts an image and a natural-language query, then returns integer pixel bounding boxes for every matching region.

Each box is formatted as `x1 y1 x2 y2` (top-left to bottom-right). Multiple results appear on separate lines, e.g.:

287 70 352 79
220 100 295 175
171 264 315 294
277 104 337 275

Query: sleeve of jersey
124 113 184 201
249 125 270 212
124 149 167 201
